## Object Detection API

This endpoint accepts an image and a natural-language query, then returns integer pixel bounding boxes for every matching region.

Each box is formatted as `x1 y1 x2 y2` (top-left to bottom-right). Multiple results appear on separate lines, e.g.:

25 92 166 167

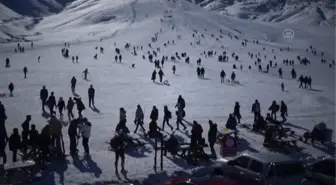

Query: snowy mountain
187 0 336 26
0 0 335 184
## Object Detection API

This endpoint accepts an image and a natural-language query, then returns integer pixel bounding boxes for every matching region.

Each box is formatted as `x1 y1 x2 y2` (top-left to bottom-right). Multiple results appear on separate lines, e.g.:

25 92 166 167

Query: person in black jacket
110 131 127 174
150 106 158 122
158 69 164 83
88 85 95 107
40 86 48 111
208 120 217 154
9 128 21 162
71 76 77 92
0 101 7 126
74 97 85 118
21 115 31 154
23 66 28 79
162 106 173 130
0 115 8 164
151 70 157 82
47 92 56 116
268 101 279 120
40 124 51 161
8 82 14 96
280 101 288 123
29 124 39 155
175 95 185 110
67 97 75 121
233 102 241 124
226 114 237 130
68 118 80 156
57 97 65 119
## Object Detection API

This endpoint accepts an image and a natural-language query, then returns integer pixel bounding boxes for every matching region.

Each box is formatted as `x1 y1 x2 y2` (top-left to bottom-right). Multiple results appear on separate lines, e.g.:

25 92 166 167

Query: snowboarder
8 128 20 162
71 76 77 92
40 86 48 111
23 66 28 79
233 102 241 124
280 101 288 123
150 106 159 122
68 118 80 156
134 105 145 133
220 70 226 83
5 58 10 68
172 65 176 74
80 119 91 155
88 85 95 107
151 70 157 82
8 82 14 96
57 97 66 119
268 101 279 120
251 100 261 122
162 105 173 130
158 69 164 83
67 97 75 121
83 68 89 80
47 92 57 116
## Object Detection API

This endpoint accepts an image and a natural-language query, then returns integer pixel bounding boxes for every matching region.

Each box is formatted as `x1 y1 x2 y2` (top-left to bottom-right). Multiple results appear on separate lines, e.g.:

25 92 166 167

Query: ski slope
0 0 335 184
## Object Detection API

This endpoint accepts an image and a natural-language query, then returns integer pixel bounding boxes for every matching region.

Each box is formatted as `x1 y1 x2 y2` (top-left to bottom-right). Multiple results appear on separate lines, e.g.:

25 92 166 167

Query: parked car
301 156 336 185
212 152 305 185
157 176 240 185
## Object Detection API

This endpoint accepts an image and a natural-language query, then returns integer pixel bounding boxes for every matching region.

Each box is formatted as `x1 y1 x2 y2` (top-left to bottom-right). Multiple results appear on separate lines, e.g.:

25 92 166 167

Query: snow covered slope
0 0 335 184
188 0 336 26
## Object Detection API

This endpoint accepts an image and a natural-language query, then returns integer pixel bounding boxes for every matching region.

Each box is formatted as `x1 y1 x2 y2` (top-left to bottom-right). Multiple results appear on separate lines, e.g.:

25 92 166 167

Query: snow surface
0 0 335 184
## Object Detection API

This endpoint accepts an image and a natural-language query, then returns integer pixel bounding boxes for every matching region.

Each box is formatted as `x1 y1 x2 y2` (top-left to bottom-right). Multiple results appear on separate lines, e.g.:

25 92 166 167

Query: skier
57 97 66 119
233 102 241 124
47 92 57 116
8 82 14 96
83 68 89 80
80 118 91 155
88 85 95 107
220 70 226 83
21 115 31 154
162 105 173 131
200 67 205 78
134 105 145 133
280 101 288 123
74 97 85 118
8 128 20 162
5 58 10 68
68 118 80 156
158 69 164 83
67 97 75 121
172 65 176 74
150 106 159 122
151 70 157 82
71 76 77 92
251 100 261 122
268 101 279 120
23 66 28 79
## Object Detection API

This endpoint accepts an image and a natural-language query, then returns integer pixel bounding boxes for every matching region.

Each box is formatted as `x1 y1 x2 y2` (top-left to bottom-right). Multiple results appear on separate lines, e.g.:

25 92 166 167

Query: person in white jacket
80 119 91 155
134 105 145 133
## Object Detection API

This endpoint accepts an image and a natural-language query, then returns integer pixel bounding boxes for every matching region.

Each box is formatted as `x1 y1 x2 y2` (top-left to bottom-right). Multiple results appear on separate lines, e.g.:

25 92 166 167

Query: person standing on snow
8 82 14 96
21 115 31 154
71 76 77 92
151 70 157 82
176 107 187 130
68 118 80 156
220 70 226 83
280 101 288 123
158 69 164 83
208 120 217 154
268 100 279 120
8 128 20 162
56 97 65 119
150 106 159 122
175 95 185 110
83 69 89 80
231 71 236 83
119 107 127 124
40 86 48 111
74 97 85 118
233 102 241 124
49 115 63 156
80 118 91 155
134 105 145 133
251 100 261 121
88 85 95 107
67 97 75 121
110 130 127 174
47 92 57 116
172 65 176 74
23 66 28 79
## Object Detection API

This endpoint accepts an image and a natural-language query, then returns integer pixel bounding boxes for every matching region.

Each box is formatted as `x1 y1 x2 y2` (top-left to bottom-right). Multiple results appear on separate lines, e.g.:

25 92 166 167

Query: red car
158 176 241 185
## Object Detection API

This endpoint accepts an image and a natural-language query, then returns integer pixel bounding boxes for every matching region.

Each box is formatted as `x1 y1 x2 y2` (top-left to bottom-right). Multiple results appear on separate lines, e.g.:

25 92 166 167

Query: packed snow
0 0 335 184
